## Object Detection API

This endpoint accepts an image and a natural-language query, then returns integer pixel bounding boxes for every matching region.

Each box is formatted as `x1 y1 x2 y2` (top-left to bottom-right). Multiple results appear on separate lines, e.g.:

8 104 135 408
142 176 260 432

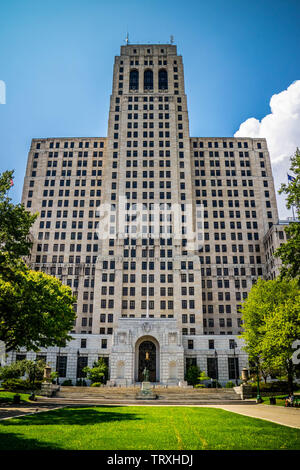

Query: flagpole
287 173 296 220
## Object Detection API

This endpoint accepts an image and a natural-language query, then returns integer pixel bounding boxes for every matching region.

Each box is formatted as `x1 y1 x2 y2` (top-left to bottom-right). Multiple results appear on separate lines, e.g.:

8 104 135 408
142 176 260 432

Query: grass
0 406 299 450
0 390 33 404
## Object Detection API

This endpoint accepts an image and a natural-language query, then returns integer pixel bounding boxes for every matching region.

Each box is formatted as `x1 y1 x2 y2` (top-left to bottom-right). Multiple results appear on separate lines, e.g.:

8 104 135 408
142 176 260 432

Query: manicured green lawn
0 390 33 404
0 406 299 450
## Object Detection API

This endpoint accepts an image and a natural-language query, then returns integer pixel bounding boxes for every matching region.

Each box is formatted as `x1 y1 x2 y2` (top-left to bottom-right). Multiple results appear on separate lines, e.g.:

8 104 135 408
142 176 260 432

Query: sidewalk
210 404 300 429
0 404 63 421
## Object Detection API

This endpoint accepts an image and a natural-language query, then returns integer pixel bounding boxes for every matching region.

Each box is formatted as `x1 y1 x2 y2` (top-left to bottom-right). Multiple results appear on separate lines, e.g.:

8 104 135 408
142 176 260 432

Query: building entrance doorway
138 340 157 382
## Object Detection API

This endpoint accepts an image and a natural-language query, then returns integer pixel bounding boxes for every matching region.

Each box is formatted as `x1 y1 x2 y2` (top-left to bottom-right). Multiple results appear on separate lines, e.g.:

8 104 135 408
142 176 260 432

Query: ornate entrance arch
135 336 159 382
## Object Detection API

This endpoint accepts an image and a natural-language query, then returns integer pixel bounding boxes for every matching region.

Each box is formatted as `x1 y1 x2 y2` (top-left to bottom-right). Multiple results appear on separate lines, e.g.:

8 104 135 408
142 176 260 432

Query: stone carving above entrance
169 332 177 344
142 322 152 334
118 332 126 344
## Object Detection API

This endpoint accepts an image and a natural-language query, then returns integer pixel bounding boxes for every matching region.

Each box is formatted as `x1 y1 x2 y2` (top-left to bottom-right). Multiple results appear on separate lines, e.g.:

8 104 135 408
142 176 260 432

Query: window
159 69 168 90
56 356 67 377
144 69 153 90
188 340 194 350
76 356 88 378
129 69 139 90
228 357 239 380
207 357 218 379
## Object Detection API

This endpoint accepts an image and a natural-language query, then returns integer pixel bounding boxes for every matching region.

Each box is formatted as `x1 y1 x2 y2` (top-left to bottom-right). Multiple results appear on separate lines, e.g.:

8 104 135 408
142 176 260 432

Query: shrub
82 358 108 385
61 380 73 386
194 384 205 388
76 379 87 386
2 378 42 392
185 365 200 386
249 381 295 394
91 382 102 387
225 381 234 388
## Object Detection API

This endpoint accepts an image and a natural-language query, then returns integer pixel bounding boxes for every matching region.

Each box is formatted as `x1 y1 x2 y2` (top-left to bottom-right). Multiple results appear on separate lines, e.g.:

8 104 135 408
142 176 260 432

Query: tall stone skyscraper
13 43 278 385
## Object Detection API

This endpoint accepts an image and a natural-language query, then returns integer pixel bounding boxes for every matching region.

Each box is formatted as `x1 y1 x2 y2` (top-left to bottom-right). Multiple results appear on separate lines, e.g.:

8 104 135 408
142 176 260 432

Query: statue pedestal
141 381 151 392
40 383 60 398
136 381 158 400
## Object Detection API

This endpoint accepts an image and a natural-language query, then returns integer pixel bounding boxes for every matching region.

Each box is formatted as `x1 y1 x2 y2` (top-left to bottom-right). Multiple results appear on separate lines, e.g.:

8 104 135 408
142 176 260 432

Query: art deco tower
18 43 278 385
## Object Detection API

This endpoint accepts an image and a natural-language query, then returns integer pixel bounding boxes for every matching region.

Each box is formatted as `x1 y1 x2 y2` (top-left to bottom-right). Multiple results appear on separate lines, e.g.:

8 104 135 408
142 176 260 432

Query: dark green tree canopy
240 277 300 393
0 170 37 261
0 170 76 352
275 148 300 280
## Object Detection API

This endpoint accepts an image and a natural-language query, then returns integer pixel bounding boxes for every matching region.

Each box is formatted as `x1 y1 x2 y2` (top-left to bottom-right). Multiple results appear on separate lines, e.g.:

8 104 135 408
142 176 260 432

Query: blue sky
0 0 299 217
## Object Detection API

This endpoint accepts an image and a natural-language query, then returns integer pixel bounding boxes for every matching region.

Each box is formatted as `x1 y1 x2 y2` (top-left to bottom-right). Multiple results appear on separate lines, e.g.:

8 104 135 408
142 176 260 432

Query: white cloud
234 80 300 164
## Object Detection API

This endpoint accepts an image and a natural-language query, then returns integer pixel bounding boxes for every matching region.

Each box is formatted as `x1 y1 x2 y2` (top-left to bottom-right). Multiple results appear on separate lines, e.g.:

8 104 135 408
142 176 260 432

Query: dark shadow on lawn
0 406 140 427
0 432 62 450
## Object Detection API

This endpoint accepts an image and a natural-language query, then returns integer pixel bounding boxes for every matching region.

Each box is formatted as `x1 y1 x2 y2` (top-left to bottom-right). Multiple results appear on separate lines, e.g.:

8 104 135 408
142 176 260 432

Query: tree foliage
0 359 45 383
0 170 76 352
240 277 300 392
0 170 37 261
275 148 300 280
82 358 108 384
0 258 76 352
185 365 200 386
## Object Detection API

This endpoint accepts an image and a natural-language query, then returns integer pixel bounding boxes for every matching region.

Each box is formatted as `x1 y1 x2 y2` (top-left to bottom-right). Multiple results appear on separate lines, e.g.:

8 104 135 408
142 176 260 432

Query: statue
143 367 149 382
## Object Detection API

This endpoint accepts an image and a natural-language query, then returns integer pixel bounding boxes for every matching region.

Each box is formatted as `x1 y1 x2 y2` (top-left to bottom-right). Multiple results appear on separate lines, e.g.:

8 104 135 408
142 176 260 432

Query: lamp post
56 347 61 385
29 357 37 401
233 341 238 386
214 350 218 388
256 361 262 403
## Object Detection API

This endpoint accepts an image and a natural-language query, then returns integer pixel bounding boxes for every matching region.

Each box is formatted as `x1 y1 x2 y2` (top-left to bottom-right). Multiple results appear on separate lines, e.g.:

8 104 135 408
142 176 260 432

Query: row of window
35 141 105 150
192 141 263 149
129 69 169 91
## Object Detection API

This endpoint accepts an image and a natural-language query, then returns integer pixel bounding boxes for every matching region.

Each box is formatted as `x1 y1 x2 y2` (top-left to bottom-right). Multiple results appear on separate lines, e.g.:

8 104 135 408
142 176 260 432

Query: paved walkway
210 404 300 429
0 404 63 421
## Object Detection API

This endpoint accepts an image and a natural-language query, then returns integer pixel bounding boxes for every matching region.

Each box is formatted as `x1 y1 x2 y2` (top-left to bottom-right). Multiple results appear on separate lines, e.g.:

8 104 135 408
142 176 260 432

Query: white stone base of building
4 318 248 387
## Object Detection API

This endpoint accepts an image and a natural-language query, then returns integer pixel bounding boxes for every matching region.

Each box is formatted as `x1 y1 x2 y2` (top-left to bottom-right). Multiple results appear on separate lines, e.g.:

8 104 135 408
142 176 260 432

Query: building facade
264 218 298 279
6 43 279 385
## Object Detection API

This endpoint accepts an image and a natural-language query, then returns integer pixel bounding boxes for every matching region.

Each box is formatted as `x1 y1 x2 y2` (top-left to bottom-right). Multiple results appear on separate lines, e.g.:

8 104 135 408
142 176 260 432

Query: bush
61 380 73 386
82 358 108 385
91 382 102 387
249 381 295 394
2 378 42 392
185 365 201 386
194 384 205 388
225 381 234 388
76 379 87 386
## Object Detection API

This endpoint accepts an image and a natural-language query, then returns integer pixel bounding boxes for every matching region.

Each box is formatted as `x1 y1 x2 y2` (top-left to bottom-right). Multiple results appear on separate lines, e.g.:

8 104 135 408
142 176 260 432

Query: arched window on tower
159 69 168 90
144 69 153 90
129 69 139 91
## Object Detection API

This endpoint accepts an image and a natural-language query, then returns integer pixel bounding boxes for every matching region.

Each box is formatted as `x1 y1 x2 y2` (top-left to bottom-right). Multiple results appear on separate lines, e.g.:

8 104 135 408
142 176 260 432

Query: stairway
38 385 254 405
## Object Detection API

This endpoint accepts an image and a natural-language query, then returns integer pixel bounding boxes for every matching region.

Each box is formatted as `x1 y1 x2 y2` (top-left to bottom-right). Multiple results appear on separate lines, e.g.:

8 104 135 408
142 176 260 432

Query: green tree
240 277 300 393
0 170 37 261
198 370 210 385
0 262 76 352
0 359 46 389
260 296 300 393
275 148 300 280
185 365 200 386
0 170 76 352
83 358 108 384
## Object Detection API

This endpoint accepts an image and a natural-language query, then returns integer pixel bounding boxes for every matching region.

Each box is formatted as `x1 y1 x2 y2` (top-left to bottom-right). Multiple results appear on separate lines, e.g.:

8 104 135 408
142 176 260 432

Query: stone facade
264 218 299 279
5 43 281 386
